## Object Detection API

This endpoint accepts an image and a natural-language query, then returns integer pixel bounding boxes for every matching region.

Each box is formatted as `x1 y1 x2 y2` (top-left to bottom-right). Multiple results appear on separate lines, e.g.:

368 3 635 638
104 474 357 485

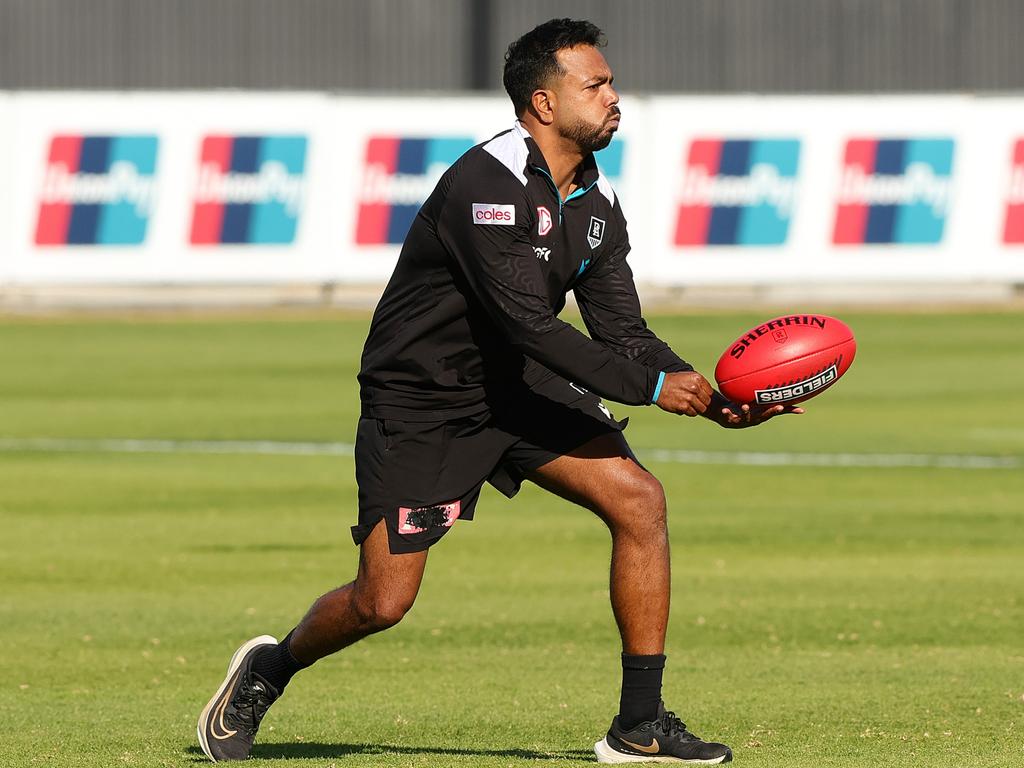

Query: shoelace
228 675 277 734
659 709 700 742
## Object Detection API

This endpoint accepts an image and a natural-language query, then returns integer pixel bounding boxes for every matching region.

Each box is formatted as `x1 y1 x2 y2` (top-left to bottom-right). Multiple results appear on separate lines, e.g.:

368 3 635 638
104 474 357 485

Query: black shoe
197 635 280 762
594 702 733 764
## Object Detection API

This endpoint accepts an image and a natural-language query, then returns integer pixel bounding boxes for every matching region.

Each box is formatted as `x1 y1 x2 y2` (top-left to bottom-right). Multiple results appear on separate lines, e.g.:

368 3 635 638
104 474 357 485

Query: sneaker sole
197 634 278 763
594 737 732 764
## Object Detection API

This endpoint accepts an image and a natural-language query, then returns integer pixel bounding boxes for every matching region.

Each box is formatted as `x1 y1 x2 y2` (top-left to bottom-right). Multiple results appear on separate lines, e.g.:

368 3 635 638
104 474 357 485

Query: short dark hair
503 18 606 117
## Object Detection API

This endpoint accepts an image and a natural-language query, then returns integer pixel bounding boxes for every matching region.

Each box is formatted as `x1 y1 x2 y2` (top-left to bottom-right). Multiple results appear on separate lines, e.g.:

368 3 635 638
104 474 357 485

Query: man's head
503 18 620 154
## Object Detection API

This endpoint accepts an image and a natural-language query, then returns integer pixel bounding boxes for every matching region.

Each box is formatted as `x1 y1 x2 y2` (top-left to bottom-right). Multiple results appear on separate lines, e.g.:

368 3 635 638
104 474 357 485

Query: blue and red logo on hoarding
674 139 800 246
191 135 307 245
833 138 954 245
35 135 158 246
356 137 475 244
1003 139 1024 244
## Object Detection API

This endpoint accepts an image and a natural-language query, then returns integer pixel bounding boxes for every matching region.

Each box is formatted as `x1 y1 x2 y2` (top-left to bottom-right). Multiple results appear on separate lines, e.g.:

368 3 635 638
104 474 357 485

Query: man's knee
347 520 426 632
616 465 666 509
352 582 417 632
601 467 667 530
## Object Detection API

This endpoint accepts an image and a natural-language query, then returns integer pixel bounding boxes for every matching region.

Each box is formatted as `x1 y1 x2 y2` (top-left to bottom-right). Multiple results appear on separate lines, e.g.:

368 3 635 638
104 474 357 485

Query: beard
561 109 619 154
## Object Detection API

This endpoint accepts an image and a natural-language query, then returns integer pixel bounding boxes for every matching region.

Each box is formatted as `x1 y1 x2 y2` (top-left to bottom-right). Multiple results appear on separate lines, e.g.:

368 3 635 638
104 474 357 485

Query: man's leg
197 520 427 762
526 431 669 656
287 519 429 664
524 431 732 764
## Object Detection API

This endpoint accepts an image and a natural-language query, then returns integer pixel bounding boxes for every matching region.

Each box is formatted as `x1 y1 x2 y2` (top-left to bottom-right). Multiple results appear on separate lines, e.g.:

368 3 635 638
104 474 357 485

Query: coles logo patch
35 135 159 245
1003 139 1024 243
472 203 515 225
190 135 307 245
833 138 954 244
356 136 474 244
675 138 800 246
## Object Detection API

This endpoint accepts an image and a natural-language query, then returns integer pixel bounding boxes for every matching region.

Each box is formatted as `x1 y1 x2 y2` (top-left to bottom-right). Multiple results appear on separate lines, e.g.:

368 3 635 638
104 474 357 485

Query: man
198 18 800 765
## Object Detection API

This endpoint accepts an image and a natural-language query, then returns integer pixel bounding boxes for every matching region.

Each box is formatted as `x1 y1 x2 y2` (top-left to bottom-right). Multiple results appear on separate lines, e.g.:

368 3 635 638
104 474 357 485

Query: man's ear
529 88 556 126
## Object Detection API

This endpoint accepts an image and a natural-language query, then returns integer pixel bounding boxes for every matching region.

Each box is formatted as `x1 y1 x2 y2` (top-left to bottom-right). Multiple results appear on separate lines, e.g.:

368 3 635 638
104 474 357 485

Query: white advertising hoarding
1 91 1022 288
8 92 336 283
0 93 12 285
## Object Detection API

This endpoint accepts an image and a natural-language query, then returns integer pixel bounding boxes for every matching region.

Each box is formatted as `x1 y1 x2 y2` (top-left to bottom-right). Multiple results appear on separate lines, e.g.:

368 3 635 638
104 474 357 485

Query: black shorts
352 377 628 554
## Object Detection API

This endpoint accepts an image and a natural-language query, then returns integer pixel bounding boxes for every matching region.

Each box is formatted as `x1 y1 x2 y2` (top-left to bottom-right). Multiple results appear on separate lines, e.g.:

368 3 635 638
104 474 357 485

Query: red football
714 314 856 405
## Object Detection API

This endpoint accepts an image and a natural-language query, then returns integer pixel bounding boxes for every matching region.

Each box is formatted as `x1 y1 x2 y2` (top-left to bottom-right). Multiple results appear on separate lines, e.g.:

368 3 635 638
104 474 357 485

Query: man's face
550 45 620 154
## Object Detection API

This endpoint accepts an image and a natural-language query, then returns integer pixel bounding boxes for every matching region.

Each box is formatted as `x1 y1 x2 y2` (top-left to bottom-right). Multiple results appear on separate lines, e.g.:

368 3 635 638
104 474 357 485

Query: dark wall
2 0 1022 92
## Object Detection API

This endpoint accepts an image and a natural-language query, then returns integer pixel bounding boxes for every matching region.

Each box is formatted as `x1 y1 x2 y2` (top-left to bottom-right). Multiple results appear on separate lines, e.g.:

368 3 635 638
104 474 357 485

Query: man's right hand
654 371 714 416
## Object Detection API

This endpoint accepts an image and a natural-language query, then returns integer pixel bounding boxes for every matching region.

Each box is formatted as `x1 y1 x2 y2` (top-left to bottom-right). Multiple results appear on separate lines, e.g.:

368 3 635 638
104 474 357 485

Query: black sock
618 653 666 731
251 630 308 693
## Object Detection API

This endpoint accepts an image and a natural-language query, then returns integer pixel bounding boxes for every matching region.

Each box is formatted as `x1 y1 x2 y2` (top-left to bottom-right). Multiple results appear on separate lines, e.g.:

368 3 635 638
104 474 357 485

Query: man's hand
705 391 804 428
654 371 714 416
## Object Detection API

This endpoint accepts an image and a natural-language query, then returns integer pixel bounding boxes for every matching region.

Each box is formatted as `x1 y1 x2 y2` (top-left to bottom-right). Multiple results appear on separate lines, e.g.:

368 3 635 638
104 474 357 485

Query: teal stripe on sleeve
651 371 666 404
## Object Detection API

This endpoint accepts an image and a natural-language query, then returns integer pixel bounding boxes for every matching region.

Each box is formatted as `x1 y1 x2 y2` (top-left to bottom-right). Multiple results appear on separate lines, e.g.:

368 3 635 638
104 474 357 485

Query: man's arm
574 245 802 425
572 250 717 416
573 245 692 374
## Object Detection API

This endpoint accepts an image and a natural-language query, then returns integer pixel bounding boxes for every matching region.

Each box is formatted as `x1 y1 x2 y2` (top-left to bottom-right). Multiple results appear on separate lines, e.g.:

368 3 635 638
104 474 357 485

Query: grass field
1 308 1022 768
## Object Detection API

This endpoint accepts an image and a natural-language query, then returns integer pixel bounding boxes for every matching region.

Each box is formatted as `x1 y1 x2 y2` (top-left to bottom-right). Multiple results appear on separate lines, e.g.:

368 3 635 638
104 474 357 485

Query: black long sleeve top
358 122 692 422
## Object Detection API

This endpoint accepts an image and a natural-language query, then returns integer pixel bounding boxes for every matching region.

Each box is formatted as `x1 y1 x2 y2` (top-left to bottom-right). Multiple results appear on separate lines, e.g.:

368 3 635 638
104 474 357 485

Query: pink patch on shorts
397 500 461 534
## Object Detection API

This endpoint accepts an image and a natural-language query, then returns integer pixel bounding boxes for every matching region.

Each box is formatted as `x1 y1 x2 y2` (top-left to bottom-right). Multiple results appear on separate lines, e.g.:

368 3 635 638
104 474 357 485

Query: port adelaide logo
587 216 605 248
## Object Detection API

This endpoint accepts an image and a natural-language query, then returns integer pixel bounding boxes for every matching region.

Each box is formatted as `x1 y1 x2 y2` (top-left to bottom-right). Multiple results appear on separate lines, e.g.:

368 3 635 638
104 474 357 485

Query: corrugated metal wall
2 0 1022 92
0 0 469 90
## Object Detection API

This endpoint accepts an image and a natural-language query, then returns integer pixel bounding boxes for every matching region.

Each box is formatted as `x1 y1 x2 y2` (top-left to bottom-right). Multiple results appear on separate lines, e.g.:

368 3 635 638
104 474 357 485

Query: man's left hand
706 392 804 428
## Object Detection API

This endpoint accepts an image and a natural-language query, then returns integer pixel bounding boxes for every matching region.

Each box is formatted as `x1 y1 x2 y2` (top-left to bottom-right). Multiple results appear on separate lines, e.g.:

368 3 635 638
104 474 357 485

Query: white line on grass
0 437 1018 470
0 437 354 456
640 448 1019 470
969 428 1024 442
